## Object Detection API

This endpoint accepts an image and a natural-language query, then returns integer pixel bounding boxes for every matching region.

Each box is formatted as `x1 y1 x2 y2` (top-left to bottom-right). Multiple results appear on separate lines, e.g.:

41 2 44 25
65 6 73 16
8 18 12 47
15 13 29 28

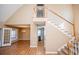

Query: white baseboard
19 39 30 40
45 51 58 55
30 45 37 48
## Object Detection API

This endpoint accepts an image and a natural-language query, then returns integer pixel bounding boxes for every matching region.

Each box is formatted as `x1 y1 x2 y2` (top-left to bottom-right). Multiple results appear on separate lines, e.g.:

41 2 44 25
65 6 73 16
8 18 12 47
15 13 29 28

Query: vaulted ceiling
0 4 23 22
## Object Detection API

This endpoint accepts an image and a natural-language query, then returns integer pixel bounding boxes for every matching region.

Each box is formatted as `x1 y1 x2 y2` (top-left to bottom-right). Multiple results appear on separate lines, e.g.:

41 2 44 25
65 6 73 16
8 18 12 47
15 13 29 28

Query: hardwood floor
0 40 45 55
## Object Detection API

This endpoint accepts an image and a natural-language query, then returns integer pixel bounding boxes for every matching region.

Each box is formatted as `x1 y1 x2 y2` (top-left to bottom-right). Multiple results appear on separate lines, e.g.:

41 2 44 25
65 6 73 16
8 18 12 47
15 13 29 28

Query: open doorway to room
8 24 30 47
17 26 30 47
37 25 45 50
18 27 30 42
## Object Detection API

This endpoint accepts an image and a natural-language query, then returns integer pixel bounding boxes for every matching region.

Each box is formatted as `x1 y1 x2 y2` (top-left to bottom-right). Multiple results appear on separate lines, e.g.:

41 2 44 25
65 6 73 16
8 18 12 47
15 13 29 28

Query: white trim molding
45 51 58 55
30 45 37 48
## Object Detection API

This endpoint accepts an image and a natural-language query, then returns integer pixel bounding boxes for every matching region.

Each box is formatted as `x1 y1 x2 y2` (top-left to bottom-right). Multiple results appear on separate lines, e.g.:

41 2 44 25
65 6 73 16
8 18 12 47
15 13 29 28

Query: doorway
18 28 30 41
37 26 45 48
2 28 11 46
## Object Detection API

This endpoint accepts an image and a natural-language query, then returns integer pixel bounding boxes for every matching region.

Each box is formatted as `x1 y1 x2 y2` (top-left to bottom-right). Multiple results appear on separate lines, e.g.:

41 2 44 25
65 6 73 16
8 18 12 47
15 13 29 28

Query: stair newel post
67 42 71 55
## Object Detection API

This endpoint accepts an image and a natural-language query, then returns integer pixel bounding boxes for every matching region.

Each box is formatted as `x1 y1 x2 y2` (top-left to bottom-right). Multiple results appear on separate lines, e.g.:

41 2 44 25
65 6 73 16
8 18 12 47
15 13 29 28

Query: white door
2 28 11 46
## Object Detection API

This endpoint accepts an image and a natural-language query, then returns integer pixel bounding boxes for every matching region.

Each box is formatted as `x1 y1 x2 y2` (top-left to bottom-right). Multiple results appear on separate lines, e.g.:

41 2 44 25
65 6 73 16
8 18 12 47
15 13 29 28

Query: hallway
0 40 45 55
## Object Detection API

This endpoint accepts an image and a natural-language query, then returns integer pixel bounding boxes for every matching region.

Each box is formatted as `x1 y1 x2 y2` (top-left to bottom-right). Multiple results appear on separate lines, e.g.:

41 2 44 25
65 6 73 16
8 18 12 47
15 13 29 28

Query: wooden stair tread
61 48 69 55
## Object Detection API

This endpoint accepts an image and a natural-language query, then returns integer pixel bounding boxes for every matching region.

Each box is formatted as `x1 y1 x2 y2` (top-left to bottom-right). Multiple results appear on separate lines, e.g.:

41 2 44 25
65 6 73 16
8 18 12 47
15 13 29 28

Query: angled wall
5 4 35 25
0 4 23 22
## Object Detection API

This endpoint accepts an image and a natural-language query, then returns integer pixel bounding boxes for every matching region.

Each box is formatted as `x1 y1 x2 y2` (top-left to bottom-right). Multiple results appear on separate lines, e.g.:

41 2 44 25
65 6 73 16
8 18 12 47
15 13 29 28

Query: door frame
37 26 45 47
2 28 12 46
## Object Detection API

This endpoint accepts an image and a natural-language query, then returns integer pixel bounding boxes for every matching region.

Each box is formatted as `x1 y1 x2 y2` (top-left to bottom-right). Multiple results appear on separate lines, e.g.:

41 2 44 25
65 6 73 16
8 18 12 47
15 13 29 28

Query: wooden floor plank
0 40 45 55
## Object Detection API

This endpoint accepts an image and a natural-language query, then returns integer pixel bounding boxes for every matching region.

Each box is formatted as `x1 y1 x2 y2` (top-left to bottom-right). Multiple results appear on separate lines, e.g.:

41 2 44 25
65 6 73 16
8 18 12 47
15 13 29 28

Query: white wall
45 4 73 23
0 22 4 28
73 5 79 40
45 21 69 54
0 4 23 22
45 4 74 36
30 23 38 47
6 4 35 25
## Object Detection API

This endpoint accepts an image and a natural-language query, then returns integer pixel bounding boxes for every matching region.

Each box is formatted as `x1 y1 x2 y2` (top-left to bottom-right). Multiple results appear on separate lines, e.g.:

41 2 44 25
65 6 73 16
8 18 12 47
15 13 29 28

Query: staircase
33 6 79 55
46 20 78 55
58 40 79 55
45 8 79 55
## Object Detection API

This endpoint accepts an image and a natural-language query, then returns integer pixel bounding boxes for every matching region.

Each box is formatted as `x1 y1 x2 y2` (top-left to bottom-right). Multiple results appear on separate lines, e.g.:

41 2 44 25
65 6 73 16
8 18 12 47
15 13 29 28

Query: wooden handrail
33 7 75 36
45 7 74 25
45 7 76 36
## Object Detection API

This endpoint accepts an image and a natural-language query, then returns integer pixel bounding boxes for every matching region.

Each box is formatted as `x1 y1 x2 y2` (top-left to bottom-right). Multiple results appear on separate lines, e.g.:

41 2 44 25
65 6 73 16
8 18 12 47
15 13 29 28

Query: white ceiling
0 4 23 22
